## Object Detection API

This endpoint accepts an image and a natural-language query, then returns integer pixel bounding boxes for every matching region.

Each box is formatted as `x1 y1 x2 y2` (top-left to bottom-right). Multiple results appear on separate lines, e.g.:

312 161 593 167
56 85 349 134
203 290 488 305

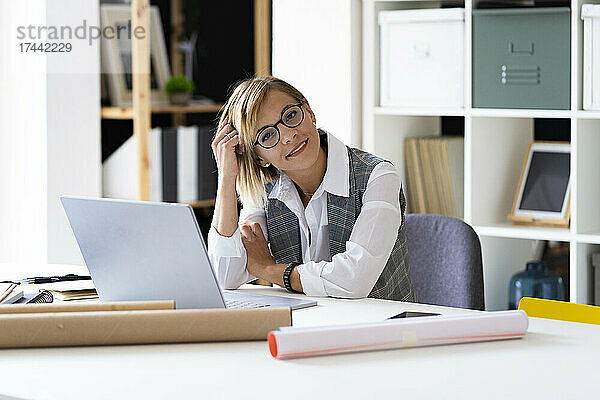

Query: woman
208 76 416 301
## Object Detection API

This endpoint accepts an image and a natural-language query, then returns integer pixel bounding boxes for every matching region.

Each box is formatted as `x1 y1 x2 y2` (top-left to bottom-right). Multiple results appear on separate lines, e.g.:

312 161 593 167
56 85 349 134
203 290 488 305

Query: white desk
0 263 599 400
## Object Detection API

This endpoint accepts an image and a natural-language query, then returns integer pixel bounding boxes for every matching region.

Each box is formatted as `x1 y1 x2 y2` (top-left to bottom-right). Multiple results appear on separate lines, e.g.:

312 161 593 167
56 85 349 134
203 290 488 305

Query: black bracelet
283 262 301 293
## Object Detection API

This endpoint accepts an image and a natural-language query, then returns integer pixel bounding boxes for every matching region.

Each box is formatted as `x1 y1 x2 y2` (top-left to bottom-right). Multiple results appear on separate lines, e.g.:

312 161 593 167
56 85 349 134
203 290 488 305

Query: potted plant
165 75 195 105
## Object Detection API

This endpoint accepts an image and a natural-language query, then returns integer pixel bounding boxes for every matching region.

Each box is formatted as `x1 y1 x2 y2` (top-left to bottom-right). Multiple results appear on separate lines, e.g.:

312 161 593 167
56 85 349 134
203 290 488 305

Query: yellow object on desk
518 297 600 325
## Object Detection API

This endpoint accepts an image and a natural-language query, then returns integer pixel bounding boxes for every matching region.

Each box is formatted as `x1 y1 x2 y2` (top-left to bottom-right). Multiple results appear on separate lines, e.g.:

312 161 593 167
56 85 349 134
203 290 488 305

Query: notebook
15 290 54 304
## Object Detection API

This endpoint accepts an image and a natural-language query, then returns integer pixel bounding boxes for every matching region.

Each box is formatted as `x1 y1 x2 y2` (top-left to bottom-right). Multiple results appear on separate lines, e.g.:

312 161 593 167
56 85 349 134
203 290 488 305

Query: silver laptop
60 196 317 310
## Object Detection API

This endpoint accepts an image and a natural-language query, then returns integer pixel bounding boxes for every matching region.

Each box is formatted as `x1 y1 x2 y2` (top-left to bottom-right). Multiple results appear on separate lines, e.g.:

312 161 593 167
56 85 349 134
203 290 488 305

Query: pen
19 274 92 284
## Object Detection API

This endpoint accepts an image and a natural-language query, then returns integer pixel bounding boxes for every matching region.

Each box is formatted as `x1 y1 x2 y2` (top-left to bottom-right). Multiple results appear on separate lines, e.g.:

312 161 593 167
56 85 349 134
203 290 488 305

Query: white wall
0 0 101 265
272 0 362 147
46 0 101 264
0 0 48 263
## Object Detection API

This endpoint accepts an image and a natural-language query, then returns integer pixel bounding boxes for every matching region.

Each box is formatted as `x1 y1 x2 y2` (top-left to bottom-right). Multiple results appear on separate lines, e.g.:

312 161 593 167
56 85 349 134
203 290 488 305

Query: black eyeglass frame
253 101 305 149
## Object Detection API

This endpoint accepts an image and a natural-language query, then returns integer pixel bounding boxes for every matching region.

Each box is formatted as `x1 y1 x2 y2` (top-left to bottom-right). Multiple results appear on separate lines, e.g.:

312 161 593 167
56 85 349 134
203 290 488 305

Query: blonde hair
217 76 306 209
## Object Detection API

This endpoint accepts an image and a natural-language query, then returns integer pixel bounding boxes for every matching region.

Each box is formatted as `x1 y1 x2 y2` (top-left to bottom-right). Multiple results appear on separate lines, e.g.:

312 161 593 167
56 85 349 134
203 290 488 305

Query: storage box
582 5 600 110
379 8 465 108
472 7 570 109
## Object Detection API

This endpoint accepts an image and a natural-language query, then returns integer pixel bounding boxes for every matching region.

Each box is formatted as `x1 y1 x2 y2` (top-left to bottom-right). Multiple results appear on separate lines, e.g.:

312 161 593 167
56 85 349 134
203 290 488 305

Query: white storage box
379 8 465 108
582 5 600 110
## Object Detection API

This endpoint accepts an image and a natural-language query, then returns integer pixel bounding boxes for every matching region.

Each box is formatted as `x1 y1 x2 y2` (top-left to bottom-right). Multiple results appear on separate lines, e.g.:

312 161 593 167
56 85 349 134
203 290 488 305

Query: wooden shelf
101 103 224 120
104 0 269 201
187 199 216 209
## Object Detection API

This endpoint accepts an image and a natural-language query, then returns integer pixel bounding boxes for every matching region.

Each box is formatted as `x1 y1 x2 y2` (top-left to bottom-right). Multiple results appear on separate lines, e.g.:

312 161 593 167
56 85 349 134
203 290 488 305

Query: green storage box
472 7 570 109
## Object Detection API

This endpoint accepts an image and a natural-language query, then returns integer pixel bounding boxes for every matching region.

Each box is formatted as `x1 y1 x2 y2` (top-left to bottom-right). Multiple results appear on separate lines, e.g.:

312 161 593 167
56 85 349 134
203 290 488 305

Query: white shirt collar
319 131 349 197
268 131 349 201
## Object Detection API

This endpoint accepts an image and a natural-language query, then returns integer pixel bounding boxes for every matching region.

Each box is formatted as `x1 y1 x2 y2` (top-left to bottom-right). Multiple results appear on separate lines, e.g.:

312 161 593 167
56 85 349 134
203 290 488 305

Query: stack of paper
404 136 464 218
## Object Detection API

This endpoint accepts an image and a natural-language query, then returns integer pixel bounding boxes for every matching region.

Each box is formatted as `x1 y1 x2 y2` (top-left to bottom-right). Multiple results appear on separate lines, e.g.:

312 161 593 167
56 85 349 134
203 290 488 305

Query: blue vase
508 261 565 310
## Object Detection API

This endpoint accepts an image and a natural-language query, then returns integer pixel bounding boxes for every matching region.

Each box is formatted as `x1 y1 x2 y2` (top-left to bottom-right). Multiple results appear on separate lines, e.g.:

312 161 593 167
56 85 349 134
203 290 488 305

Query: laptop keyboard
225 299 270 309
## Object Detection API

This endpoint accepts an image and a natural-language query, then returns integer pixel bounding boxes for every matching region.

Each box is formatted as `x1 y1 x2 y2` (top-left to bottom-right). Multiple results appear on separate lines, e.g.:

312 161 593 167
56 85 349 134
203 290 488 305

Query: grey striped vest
264 132 417 302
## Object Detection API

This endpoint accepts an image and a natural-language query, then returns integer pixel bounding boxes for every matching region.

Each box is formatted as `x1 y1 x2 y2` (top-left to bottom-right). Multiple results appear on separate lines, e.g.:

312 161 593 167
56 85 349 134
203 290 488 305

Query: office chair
405 214 485 310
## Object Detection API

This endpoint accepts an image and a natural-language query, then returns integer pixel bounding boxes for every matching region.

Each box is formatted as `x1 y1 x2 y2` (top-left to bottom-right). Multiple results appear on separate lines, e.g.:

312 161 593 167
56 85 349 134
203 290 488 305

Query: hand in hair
212 119 245 184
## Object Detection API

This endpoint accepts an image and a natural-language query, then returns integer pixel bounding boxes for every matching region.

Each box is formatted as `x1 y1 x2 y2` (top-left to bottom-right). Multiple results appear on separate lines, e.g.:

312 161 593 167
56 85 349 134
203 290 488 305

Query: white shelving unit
363 0 600 310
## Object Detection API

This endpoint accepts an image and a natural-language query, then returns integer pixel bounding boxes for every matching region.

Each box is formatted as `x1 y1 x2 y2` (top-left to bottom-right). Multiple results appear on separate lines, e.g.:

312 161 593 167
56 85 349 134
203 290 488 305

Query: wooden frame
131 0 152 200
508 141 571 228
254 0 271 76
100 4 171 107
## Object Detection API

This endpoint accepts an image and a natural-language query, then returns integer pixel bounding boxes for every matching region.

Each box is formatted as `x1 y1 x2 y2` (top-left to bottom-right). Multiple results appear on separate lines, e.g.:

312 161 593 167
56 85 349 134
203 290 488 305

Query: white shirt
207 132 402 298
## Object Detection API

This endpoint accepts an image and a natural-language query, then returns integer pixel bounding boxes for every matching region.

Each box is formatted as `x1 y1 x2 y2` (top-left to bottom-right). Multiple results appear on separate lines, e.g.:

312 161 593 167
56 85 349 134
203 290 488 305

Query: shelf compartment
101 103 223 120
575 119 600 234
479 236 539 310
475 222 572 242
369 115 441 190
470 117 534 227
573 242 599 304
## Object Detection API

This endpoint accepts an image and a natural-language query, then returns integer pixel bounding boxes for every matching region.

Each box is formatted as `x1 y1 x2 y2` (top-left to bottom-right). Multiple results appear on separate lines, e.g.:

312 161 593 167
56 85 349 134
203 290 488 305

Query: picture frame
508 141 571 228
100 5 171 107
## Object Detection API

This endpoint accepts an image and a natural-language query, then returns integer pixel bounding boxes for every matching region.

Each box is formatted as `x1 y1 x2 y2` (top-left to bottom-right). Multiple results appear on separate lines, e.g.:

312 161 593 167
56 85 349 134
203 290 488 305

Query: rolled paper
268 310 528 359
0 307 291 348
0 300 175 314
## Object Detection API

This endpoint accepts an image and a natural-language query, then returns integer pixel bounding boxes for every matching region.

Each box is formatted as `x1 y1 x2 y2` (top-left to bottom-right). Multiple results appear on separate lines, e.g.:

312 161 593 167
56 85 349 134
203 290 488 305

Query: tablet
509 142 571 226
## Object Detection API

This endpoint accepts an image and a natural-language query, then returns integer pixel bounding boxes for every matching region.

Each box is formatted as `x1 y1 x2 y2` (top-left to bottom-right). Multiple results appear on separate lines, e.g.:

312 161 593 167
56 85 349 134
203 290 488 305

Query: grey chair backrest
405 214 484 310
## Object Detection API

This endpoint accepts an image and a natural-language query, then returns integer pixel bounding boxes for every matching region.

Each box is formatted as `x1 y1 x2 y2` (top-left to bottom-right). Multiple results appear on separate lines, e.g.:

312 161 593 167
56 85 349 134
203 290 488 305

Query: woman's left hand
240 221 275 278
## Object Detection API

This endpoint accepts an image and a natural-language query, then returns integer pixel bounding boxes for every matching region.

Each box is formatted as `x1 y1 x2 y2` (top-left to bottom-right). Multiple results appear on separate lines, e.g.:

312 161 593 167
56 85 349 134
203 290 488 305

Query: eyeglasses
253 102 304 149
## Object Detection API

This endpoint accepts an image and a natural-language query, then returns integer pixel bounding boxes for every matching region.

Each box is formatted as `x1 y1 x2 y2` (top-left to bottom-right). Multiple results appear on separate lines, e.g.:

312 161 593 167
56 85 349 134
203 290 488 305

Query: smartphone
387 311 440 319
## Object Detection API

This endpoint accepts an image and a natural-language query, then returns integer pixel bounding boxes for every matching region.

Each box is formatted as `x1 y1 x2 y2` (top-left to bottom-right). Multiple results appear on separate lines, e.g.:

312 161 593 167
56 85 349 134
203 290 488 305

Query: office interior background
1 0 599 312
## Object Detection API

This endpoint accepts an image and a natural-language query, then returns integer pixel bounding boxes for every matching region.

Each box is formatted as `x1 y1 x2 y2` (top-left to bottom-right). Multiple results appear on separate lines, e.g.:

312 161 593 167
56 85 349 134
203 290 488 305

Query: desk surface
0 263 599 400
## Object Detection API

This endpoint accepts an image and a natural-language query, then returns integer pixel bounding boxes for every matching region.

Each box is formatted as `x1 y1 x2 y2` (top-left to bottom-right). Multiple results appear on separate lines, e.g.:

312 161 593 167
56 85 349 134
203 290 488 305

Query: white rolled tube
268 310 528 359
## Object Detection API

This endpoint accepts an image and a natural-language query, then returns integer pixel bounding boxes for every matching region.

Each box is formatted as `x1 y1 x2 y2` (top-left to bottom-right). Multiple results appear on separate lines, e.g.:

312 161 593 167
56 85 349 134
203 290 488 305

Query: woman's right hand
212 120 245 184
